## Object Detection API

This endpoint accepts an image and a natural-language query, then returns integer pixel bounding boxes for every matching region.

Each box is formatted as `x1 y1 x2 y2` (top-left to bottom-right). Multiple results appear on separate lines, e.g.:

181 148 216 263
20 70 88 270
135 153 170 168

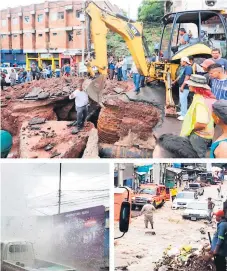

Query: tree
138 0 164 24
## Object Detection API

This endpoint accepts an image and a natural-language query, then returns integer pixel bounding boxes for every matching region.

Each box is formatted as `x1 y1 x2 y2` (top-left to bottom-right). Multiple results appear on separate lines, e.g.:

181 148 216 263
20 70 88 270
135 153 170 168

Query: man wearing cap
140 200 156 230
172 57 193 121
209 210 227 271
180 74 216 157
200 59 215 85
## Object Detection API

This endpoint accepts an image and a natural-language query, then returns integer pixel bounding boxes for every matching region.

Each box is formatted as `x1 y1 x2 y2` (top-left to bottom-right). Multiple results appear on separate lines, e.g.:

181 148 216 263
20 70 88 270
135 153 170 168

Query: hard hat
214 210 225 217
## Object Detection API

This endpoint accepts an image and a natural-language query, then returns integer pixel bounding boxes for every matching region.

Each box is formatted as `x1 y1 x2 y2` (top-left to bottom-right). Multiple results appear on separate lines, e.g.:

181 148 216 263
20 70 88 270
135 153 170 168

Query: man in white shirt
69 79 89 134
131 61 140 94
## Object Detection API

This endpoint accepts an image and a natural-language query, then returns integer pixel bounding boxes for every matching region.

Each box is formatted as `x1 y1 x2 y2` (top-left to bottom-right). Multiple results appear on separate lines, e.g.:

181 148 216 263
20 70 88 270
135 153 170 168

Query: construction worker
209 210 227 271
140 200 155 229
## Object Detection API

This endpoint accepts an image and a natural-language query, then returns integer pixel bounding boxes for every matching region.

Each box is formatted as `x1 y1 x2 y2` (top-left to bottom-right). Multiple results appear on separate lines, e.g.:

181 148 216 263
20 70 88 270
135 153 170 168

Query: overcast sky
1 163 110 216
0 0 143 19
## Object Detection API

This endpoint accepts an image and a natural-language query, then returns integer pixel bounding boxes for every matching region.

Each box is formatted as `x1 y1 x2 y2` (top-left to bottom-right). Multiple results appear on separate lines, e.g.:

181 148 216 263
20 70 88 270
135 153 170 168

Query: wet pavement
115 183 227 271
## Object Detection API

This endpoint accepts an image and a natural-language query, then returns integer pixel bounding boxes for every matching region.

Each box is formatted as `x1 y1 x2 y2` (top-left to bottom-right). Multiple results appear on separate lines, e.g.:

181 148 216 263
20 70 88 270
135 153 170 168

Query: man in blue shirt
210 48 227 72
178 28 190 46
172 56 193 121
210 210 227 271
208 63 227 100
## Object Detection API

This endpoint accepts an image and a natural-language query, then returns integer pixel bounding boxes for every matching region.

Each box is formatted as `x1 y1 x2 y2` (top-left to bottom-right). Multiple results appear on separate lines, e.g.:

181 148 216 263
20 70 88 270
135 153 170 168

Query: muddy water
115 184 227 271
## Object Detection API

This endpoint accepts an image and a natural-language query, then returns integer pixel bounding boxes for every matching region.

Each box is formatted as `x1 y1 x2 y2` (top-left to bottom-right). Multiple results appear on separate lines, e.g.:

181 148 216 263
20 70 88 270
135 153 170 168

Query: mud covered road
115 183 227 271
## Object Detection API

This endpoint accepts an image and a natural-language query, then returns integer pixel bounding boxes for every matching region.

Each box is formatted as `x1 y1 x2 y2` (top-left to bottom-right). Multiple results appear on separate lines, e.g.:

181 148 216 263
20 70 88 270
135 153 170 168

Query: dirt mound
98 98 161 145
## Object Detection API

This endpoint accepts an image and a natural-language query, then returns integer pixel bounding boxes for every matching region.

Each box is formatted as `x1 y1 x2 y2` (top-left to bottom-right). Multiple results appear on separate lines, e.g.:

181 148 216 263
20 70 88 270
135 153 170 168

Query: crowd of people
107 55 146 94
0 62 76 90
152 48 227 159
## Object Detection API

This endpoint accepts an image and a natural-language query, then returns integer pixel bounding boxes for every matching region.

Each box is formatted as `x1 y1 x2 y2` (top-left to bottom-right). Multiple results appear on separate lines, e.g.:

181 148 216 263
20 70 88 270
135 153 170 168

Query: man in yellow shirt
170 186 178 202
180 74 217 158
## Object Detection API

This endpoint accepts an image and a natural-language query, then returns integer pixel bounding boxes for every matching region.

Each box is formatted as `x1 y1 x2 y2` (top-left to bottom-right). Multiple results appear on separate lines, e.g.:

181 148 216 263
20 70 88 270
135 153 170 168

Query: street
115 182 227 271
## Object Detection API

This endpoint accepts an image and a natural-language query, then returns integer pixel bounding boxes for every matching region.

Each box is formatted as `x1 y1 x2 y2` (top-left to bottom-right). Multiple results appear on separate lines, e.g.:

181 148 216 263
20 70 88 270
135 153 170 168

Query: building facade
0 1 87 68
0 0 122 68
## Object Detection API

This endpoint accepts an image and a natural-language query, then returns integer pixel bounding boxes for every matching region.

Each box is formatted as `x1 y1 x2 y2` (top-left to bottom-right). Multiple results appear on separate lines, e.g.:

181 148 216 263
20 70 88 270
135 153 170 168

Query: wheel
160 200 165 207
153 201 157 208
131 204 136 210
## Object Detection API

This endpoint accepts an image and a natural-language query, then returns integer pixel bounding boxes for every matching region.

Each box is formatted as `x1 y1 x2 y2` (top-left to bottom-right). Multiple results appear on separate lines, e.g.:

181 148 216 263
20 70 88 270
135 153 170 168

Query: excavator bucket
84 75 106 107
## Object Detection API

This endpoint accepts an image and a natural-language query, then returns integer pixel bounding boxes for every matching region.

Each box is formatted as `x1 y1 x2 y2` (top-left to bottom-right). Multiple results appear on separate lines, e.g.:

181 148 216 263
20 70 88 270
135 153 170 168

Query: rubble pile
1 77 83 135
20 119 94 158
98 98 160 145
1 77 161 158
103 80 134 95
154 246 216 271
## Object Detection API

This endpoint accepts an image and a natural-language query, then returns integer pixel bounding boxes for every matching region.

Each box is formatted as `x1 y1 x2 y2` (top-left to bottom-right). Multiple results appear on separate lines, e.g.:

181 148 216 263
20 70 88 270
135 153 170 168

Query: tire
160 200 165 207
153 201 157 208
131 204 136 211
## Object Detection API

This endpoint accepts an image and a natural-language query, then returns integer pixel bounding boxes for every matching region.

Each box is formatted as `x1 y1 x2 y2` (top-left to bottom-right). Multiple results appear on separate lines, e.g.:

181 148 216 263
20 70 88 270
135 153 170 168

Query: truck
131 184 167 210
1 241 76 271
185 183 204 196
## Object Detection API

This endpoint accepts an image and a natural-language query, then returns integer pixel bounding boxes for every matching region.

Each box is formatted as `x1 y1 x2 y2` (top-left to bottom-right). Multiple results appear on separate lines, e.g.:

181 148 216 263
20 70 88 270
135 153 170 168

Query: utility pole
58 163 62 214
118 164 125 187
81 1 86 64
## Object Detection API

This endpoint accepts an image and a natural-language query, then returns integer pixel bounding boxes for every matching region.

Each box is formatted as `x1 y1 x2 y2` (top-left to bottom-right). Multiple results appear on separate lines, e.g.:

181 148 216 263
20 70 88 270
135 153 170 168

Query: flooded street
115 183 227 271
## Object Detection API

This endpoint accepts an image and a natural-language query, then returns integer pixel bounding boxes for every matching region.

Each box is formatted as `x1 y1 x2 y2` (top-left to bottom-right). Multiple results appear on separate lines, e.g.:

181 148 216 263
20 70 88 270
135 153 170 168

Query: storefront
1 50 26 67
60 51 82 67
26 53 60 70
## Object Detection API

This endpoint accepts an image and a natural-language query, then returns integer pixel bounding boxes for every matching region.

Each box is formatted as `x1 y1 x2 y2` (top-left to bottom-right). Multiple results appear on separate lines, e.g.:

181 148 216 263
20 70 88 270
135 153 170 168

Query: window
38 34 43 37
57 12 64 20
68 31 73 41
12 17 18 25
1 34 7 39
9 245 28 253
1 20 6 26
51 13 57 21
76 10 81 18
24 16 30 23
53 33 57 36
37 14 43 23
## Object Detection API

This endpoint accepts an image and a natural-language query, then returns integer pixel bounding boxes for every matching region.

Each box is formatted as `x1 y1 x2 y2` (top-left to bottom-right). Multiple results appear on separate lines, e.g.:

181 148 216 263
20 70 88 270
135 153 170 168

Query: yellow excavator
84 1 227 116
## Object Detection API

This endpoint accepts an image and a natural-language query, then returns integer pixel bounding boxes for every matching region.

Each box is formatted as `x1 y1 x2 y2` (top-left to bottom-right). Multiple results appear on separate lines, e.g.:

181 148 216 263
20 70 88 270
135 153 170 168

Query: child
55 65 61 78
210 100 227 158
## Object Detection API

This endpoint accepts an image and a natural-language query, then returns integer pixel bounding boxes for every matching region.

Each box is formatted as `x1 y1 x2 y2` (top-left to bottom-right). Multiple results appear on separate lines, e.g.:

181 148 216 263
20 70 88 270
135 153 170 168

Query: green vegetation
138 0 164 24
107 0 165 57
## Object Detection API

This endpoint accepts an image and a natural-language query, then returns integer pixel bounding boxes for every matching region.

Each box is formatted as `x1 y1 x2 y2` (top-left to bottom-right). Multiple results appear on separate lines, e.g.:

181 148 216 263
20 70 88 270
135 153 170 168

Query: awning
136 172 147 176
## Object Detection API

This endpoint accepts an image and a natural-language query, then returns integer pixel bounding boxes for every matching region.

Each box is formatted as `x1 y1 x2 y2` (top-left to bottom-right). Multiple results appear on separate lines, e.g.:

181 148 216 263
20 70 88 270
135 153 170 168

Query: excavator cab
159 10 227 63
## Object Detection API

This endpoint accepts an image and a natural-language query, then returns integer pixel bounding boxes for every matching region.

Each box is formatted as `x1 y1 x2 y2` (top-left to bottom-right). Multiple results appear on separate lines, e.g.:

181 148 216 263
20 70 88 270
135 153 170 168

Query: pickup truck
132 184 168 210
185 183 204 196
1 241 76 271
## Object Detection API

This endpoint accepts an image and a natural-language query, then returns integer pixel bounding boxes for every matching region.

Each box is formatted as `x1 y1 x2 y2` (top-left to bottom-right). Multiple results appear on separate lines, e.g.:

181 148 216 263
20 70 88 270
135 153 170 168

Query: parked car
186 183 204 196
182 200 209 221
172 191 197 210
132 184 168 210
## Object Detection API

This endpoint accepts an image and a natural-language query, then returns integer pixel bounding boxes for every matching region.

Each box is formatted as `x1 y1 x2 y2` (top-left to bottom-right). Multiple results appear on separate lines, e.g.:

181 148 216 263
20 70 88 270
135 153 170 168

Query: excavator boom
84 1 176 116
